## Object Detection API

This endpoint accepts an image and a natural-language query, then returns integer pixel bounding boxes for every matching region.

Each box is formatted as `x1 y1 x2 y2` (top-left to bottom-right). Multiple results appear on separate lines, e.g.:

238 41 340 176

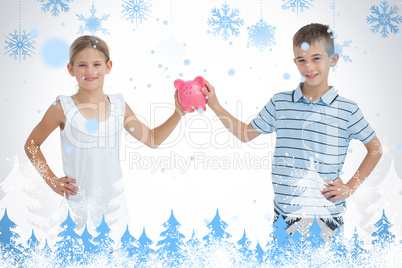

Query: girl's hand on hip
46 176 78 199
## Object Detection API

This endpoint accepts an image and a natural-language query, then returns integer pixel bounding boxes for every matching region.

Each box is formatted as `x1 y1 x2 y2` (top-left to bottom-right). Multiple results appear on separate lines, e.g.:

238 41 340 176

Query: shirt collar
292 83 338 105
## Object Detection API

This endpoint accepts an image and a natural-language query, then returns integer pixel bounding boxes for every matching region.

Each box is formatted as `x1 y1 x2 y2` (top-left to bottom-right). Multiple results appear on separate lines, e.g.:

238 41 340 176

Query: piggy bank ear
193 76 205 86
174 79 185 90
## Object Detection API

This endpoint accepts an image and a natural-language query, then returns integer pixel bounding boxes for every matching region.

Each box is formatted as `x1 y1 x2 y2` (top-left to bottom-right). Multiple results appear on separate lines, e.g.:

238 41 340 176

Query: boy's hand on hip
321 177 354 201
46 176 78 199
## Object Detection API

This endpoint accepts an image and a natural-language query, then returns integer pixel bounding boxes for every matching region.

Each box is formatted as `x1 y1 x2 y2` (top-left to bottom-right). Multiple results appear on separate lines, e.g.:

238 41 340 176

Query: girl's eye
314 57 322 61
79 65 85 67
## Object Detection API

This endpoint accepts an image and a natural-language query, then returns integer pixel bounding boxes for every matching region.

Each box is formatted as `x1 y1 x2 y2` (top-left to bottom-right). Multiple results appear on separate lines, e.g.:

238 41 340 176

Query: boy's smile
293 41 339 98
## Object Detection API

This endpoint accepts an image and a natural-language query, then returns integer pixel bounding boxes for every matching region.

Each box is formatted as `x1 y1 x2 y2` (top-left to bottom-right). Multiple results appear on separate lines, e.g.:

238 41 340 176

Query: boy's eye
314 57 322 61
79 65 85 67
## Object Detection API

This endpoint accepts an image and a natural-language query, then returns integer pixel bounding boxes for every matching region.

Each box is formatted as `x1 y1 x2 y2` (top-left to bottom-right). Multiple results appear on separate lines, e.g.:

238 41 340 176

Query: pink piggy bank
174 76 208 113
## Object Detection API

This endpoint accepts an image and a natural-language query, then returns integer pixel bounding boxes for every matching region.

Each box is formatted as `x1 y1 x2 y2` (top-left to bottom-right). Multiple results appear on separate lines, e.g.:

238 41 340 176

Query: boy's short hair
293 23 335 56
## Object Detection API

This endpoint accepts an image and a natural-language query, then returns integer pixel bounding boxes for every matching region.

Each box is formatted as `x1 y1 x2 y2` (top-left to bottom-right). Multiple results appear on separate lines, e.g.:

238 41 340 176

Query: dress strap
56 95 76 118
109 93 125 116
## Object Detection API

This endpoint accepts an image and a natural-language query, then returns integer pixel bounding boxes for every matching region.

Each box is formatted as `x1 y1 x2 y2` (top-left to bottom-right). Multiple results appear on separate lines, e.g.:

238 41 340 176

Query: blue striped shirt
251 83 375 218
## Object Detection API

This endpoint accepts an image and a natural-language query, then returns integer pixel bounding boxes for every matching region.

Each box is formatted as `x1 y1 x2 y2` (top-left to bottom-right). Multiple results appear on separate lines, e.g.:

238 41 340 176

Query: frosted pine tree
156 210 185 264
253 241 265 263
186 230 200 247
0 156 48 242
203 209 232 244
54 210 83 264
93 215 114 253
331 226 347 258
304 215 325 247
366 159 402 233
288 157 336 218
119 225 138 258
349 227 366 258
371 209 395 245
0 209 23 264
135 227 154 264
81 224 97 254
270 211 291 247
237 229 252 258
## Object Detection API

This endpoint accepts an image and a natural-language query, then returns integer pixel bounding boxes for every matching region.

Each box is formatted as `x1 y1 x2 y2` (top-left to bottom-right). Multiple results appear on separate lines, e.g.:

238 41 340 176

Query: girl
24 35 188 234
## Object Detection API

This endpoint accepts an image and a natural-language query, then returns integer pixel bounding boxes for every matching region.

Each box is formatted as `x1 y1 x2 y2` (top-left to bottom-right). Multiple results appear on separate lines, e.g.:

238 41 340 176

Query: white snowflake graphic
121 0 152 27
4 27 36 63
37 0 73 16
76 4 110 35
247 19 276 52
207 2 244 41
281 0 314 15
366 1 402 38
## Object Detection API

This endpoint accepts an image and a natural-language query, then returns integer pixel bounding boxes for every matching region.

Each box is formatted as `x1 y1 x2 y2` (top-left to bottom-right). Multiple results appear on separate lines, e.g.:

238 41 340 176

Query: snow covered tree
93 215 114 252
54 210 83 264
157 210 185 256
0 156 47 242
304 215 325 248
186 230 200 247
80 224 97 254
237 229 252 258
0 209 23 263
135 227 154 264
331 226 347 258
270 211 291 247
349 227 366 258
41 239 52 258
203 209 232 244
26 229 40 250
290 223 304 246
371 209 395 245
253 241 265 263
119 225 138 257
289 157 336 217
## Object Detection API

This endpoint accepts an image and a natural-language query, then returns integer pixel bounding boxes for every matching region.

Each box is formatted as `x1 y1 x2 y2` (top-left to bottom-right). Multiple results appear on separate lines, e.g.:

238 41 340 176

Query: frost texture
207 2 244 41
247 19 276 52
121 0 152 27
37 0 73 16
0 208 401 267
366 1 402 38
77 4 110 35
281 0 314 15
4 27 36 63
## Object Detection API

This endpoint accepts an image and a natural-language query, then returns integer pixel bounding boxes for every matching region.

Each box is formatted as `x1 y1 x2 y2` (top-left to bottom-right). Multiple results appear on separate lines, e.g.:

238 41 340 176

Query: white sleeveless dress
56 94 128 234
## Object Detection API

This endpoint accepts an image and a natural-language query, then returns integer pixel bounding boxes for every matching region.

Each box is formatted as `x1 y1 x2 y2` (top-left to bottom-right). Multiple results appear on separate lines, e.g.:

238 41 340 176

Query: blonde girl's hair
69 35 110 65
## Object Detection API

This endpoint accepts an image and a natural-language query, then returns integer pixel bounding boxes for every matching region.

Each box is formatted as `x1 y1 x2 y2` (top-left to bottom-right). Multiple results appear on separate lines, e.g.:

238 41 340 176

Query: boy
201 23 382 241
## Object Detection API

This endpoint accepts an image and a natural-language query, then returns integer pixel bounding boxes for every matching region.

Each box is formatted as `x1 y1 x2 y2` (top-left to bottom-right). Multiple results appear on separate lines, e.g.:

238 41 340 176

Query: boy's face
293 41 339 91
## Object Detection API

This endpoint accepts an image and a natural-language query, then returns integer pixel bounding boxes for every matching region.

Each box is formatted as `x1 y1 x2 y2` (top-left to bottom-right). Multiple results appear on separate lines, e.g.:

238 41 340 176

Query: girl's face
67 47 112 92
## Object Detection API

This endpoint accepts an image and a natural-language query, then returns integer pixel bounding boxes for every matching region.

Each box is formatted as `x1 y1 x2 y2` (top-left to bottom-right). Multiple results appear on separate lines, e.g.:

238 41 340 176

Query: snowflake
37 0 73 16
247 19 276 52
334 38 352 63
281 0 314 15
366 1 402 38
121 0 152 27
77 4 110 35
4 27 36 63
207 2 244 41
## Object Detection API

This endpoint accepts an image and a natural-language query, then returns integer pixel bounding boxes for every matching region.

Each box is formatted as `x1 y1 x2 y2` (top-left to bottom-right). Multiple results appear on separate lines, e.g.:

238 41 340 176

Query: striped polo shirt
251 83 375 218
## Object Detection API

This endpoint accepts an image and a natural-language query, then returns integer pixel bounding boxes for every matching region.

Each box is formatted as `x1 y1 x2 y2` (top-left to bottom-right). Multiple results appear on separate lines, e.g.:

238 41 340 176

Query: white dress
56 94 128 234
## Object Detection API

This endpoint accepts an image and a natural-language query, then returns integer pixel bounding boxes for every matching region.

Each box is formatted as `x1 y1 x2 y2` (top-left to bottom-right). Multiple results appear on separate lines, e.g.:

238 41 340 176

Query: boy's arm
201 81 261 143
24 101 78 198
124 91 187 148
321 136 382 201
